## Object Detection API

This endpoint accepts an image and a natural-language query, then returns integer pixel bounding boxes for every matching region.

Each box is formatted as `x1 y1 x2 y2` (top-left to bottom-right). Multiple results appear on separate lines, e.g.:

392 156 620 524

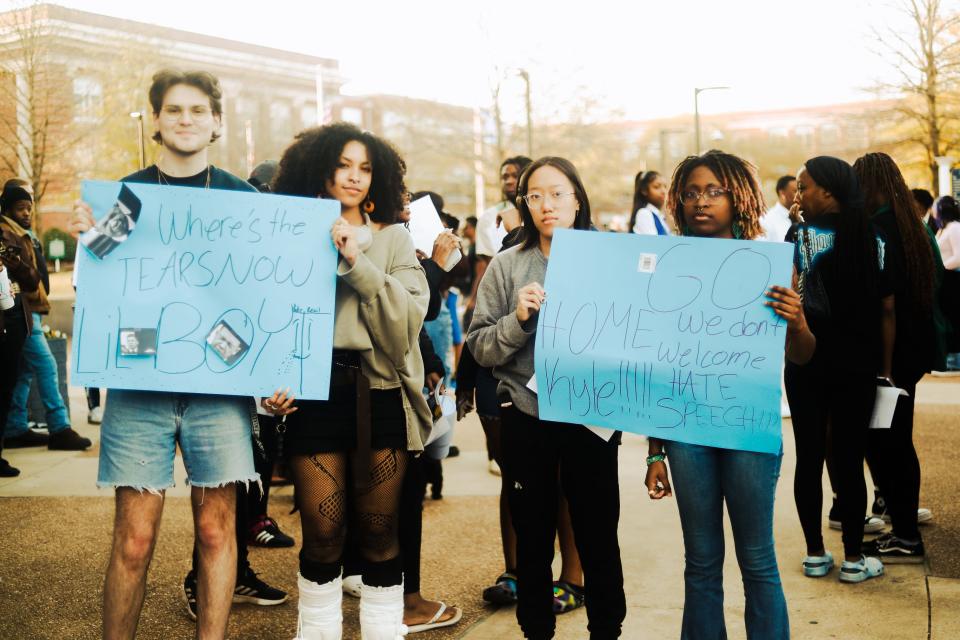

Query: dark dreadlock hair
667 150 765 240
853 152 935 317
272 122 407 225
629 170 660 233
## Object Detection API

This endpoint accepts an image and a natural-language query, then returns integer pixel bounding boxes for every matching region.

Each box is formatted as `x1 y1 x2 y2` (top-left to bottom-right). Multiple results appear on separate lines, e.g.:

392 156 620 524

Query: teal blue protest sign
535 229 793 453
72 180 339 400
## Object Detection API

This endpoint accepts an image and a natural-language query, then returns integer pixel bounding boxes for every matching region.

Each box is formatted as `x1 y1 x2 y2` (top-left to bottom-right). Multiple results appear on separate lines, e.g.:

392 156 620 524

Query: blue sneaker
839 555 884 583
802 551 834 577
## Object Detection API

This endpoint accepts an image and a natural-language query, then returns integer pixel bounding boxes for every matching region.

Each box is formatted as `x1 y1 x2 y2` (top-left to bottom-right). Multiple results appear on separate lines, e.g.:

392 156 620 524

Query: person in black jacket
0 194 41 477
2 183 90 451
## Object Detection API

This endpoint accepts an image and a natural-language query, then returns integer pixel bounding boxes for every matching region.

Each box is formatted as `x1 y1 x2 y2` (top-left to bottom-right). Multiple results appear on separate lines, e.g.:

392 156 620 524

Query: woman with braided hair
784 156 895 586
266 122 432 639
853 152 939 562
644 150 809 638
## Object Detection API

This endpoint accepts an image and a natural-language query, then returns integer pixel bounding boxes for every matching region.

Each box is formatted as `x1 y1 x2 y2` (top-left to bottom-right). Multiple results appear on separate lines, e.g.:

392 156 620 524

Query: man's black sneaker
248 516 295 548
862 532 925 564
233 568 288 605
48 428 92 451
182 571 198 621
5 429 49 448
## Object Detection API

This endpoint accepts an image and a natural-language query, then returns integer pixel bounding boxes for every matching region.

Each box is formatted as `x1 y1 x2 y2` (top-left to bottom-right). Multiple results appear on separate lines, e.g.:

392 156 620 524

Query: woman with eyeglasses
266 122 433 639
628 170 671 235
644 150 808 638
780 156 895 588
467 157 626 640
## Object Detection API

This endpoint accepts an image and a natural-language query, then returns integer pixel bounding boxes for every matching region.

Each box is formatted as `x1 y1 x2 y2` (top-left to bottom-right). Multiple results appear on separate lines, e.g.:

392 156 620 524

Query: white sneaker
829 515 885 533
488 459 501 476
88 406 104 424
878 507 934 524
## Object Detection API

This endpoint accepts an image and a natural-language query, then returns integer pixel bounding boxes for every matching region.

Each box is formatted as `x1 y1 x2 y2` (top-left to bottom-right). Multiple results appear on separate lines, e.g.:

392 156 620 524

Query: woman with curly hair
644 150 808 638
268 122 432 639
854 152 940 562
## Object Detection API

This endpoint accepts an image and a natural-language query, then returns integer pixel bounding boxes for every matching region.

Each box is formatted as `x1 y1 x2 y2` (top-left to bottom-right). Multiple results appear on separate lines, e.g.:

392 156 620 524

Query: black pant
501 404 625 640
786 363 876 558
247 415 280 521
400 453 426 594
866 373 921 539
1 316 28 461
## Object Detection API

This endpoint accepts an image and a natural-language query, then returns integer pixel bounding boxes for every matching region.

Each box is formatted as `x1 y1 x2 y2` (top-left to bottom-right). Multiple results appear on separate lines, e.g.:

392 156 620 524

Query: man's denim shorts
97 389 258 492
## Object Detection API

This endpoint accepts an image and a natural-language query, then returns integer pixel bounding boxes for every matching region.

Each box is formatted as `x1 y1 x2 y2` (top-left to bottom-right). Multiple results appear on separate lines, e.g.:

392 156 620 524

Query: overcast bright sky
9 0 922 121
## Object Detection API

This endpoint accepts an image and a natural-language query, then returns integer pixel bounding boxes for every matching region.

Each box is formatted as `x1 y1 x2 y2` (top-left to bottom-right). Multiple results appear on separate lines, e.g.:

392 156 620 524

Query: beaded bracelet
646 453 666 466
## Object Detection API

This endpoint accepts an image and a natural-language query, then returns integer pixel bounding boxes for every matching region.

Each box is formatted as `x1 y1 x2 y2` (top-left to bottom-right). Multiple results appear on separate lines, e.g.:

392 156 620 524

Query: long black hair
854 152 935 318
515 156 592 250
629 170 660 233
272 122 407 224
935 195 960 228
802 156 880 325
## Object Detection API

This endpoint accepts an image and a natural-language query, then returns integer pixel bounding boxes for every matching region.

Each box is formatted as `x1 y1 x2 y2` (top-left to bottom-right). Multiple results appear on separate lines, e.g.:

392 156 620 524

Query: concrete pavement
1 269 958 638
1 378 959 638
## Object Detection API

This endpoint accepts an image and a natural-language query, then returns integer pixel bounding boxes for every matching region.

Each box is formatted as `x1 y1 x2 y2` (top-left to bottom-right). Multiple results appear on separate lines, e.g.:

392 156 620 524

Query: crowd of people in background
0 65 957 639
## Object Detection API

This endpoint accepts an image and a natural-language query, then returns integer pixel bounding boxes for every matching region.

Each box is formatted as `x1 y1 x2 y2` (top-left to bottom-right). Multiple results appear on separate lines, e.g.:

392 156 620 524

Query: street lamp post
693 86 730 154
518 69 533 158
129 111 145 170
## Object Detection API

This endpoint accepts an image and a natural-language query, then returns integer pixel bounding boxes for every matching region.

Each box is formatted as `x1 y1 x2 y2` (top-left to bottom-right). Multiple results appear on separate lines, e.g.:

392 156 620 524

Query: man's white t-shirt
476 201 511 257
761 201 792 243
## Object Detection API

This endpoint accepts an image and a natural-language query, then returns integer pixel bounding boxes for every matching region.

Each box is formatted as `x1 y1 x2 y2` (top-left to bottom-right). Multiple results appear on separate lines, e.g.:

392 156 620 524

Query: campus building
0 3 343 231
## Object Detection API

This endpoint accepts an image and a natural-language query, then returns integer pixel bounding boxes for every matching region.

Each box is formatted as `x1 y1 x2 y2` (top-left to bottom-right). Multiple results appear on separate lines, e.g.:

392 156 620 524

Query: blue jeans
424 302 453 387
97 389 258 491
665 441 789 640
5 313 70 436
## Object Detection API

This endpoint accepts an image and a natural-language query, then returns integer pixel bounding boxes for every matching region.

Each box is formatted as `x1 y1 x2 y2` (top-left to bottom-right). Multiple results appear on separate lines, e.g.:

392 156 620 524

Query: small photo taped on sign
119 328 157 356
206 320 250 366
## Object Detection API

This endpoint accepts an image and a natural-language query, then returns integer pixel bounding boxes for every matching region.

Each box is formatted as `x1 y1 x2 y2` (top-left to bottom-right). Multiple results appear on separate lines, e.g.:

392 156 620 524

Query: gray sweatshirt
466 244 545 417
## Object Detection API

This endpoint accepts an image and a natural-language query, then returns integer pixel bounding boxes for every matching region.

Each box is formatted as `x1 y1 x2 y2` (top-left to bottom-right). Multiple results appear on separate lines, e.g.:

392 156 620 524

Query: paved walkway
2 271 957 638
2 378 958 638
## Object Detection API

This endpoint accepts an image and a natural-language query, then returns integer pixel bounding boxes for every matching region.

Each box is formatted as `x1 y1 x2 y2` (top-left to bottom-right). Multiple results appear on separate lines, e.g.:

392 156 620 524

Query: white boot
359 582 407 640
294 573 343 640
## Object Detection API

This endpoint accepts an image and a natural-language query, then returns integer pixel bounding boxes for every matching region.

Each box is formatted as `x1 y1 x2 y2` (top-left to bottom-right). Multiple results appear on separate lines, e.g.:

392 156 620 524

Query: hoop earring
363 199 375 214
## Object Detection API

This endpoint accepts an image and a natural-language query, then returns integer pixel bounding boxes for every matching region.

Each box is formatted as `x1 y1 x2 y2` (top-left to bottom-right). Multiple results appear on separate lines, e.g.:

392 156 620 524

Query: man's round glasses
679 187 729 205
522 191 575 210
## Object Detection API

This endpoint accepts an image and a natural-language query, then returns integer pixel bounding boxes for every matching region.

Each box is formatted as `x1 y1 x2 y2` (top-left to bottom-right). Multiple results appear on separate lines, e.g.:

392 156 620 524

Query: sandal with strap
552 580 585 614
482 572 518 605
407 602 463 633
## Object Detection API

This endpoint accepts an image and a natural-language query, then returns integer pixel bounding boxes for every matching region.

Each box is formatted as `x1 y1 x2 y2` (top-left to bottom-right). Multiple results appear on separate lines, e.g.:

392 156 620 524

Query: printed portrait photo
80 184 142 259
205 320 249 366
118 328 157 356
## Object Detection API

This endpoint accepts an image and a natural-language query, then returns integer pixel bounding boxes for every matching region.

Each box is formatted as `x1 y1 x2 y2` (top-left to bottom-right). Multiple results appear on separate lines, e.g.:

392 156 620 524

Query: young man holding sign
70 69 286 640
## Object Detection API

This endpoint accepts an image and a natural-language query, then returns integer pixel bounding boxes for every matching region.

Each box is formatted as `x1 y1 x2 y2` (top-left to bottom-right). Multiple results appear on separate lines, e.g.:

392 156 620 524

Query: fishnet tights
291 448 407 565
